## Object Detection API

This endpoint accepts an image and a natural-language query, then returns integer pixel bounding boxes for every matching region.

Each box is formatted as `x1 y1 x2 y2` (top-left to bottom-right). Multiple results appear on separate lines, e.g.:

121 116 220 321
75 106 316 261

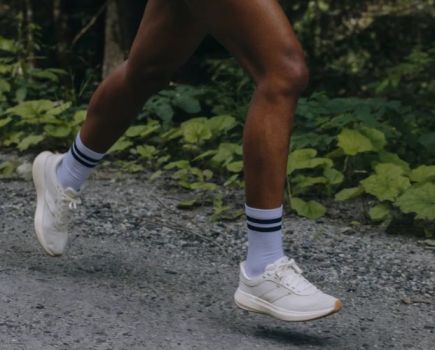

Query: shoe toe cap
43 230 68 256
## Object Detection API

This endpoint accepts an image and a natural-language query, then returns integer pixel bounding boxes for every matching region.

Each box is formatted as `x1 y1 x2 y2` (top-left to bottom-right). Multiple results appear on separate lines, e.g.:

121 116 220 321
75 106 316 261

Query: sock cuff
75 131 105 160
245 204 283 220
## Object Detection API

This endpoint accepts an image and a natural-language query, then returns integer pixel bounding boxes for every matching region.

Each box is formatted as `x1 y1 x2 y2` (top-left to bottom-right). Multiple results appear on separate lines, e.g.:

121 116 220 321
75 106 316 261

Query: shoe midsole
234 288 336 321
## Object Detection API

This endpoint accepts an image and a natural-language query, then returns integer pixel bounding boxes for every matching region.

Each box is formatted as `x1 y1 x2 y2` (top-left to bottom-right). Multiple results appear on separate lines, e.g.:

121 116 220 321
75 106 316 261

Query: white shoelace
54 189 81 227
269 258 317 293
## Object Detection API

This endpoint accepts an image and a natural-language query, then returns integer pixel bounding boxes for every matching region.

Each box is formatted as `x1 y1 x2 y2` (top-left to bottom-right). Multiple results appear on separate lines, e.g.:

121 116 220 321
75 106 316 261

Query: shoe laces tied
54 188 81 225
272 258 317 293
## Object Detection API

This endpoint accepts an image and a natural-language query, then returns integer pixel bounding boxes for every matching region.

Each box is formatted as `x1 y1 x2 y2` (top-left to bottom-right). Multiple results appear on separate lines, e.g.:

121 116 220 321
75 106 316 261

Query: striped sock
245 204 284 278
56 131 105 191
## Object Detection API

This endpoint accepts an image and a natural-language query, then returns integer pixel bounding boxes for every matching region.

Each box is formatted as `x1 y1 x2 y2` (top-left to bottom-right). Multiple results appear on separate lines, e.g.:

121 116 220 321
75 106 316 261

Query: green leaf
0 36 18 52
409 165 435 183
0 161 16 176
368 204 391 222
164 160 190 170
290 197 326 219
174 95 201 114
180 118 212 143
2 131 24 146
292 175 328 190
323 168 344 185
359 127 386 151
150 170 163 181
0 116 12 128
0 79 11 93
224 174 240 187
377 152 410 173
337 128 374 155
374 163 406 176
15 87 27 102
7 100 70 123
44 124 71 138
7 100 54 119
177 198 200 209
121 162 145 173
31 69 59 82
46 101 72 118
73 110 87 125
203 169 213 180
288 148 317 163
135 145 157 159
189 182 218 191
193 150 216 161
287 148 332 175
226 161 243 173
125 123 160 138
335 187 364 201
211 143 242 165
160 128 182 142
126 125 147 138
395 183 435 220
360 164 411 201
207 115 237 135
107 138 133 153
17 135 44 151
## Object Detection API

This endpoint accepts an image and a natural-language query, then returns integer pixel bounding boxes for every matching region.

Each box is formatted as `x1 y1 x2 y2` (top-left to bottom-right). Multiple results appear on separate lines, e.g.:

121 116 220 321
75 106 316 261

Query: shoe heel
234 288 262 313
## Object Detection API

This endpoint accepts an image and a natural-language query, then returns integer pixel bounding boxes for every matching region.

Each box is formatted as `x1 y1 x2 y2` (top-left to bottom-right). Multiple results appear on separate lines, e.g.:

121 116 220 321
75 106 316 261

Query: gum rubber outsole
234 288 343 322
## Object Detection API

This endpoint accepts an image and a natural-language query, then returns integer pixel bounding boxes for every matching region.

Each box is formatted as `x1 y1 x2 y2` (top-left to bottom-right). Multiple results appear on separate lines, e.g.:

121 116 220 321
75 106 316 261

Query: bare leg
185 0 309 209
79 0 207 153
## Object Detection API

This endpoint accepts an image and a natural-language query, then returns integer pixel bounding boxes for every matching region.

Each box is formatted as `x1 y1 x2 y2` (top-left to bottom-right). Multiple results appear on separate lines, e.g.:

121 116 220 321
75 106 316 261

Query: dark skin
80 0 308 209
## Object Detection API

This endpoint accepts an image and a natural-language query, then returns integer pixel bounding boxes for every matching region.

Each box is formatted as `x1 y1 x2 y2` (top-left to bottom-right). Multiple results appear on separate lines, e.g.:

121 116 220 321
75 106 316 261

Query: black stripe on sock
73 141 100 164
247 223 282 232
246 215 281 224
70 146 96 168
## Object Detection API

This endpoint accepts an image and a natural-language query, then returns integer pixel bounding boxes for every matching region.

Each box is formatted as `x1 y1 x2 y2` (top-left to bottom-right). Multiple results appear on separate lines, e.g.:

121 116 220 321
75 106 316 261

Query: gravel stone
0 169 434 350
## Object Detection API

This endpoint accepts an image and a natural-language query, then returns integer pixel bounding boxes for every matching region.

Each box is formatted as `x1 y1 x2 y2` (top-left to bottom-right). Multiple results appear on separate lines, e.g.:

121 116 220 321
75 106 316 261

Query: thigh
183 0 304 82
127 0 207 74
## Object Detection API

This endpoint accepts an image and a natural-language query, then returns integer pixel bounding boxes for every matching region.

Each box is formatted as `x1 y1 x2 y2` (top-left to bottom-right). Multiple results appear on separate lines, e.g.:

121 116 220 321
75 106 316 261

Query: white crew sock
245 204 284 278
56 131 105 191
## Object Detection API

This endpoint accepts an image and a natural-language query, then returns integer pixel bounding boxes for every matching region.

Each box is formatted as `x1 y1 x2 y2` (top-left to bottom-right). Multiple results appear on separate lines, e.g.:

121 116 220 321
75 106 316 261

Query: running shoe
32 151 81 256
234 256 342 321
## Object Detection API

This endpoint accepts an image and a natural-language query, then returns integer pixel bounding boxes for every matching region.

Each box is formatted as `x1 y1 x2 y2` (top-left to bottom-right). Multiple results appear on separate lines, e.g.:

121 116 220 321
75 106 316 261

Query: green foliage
360 163 411 202
368 204 391 222
395 183 435 220
1 29 434 230
290 197 326 220
335 187 364 201
142 85 203 126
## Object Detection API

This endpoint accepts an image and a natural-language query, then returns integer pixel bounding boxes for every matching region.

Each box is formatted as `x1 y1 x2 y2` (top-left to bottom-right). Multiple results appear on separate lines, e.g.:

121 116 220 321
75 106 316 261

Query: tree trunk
102 0 146 79
102 0 125 78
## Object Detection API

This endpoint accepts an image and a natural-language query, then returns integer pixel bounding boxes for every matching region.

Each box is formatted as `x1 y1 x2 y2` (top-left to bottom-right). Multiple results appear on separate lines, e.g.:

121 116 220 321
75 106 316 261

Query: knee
258 53 309 99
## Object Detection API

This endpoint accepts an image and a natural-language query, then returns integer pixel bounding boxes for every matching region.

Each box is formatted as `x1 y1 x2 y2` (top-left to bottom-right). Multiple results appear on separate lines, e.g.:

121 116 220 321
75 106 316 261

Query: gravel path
0 172 434 350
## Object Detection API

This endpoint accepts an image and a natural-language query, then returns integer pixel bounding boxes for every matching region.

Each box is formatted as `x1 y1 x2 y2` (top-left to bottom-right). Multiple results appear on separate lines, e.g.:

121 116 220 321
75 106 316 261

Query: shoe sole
32 151 60 257
234 288 343 322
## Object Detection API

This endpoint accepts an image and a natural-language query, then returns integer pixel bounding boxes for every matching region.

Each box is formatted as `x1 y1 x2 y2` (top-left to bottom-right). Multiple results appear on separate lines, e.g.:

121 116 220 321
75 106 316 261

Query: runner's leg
183 1 341 321
80 0 207 153
56 0 207 191
184 0 308 276
32 0 207 256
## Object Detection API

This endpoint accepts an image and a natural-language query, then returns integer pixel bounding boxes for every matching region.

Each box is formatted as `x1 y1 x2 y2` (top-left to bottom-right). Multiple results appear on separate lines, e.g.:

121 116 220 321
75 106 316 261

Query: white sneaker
32 151 81 256
234 256 342 321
